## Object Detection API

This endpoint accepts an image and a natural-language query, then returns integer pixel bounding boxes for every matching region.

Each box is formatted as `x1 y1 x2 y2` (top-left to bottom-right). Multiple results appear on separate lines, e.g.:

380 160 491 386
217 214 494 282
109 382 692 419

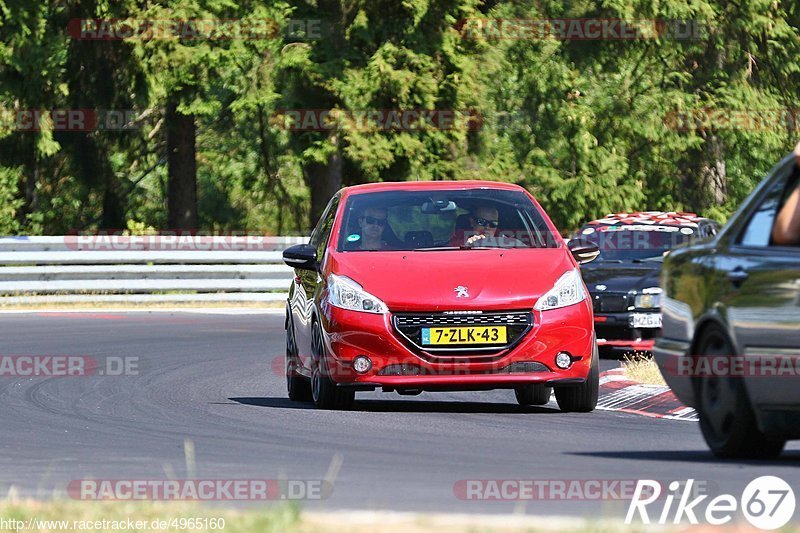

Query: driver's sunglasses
362 215 387 227
474 217 499 229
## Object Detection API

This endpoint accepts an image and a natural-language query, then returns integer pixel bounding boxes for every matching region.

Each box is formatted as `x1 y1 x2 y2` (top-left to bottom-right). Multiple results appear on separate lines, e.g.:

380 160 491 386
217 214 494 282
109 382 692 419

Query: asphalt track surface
0 311 798 520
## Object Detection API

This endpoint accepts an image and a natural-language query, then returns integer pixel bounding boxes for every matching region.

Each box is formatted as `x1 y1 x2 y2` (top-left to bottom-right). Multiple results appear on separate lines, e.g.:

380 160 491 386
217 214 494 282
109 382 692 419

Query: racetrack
0 310 798 519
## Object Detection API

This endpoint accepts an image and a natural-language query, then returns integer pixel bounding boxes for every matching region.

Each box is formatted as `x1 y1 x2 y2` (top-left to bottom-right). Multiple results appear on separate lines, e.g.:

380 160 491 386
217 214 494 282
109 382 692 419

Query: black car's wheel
310 322 355 410
514 384 552 406
694 326 785 459
286 318 312 402
555 342 599 412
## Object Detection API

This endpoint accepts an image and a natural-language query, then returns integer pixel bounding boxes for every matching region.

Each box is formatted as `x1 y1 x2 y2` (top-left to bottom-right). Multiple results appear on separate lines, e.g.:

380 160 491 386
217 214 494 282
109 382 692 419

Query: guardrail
0 236 306 305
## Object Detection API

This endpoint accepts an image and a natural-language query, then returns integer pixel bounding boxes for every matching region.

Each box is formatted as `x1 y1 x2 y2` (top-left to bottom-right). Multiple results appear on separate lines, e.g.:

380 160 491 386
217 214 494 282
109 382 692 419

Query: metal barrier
0 236 306 304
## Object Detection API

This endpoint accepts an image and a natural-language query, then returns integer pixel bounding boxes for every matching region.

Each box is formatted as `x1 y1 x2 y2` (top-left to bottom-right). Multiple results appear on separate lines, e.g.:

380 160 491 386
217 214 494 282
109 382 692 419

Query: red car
282 181 601 411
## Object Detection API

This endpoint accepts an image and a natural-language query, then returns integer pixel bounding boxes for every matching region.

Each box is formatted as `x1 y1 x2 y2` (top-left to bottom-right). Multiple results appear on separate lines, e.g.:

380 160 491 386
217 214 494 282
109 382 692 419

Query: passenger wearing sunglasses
357 207 391 250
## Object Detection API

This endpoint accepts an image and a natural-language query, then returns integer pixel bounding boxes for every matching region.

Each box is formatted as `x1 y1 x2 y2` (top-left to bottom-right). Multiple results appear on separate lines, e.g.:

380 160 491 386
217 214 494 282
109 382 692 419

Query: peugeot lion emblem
454 286 469 298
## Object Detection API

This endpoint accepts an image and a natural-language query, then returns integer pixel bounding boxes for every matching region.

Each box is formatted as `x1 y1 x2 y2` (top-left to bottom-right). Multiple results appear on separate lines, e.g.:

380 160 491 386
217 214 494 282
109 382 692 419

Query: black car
654 153 800 458
573 212 720 356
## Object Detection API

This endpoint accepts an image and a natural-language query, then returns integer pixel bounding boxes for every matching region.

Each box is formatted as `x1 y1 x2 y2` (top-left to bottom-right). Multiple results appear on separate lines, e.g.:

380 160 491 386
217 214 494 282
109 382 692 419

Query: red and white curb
597 368 698 421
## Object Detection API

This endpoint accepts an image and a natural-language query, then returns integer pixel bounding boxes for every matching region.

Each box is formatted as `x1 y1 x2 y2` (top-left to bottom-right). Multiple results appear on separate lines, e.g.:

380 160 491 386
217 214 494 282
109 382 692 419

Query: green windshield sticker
347 234 361 242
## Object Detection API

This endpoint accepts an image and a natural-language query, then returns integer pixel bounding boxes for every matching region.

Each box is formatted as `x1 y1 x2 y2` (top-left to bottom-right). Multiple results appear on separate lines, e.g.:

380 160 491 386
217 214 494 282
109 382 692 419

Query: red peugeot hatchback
282 181 601 411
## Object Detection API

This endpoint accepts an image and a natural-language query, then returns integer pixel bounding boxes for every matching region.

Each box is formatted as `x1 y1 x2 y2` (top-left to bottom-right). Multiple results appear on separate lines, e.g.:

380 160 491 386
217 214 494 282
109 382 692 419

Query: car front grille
592 292 630 313
392 310 533 360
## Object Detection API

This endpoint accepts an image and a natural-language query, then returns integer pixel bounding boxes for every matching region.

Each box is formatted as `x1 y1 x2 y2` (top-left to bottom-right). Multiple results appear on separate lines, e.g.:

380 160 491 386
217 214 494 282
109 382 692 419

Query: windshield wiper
413 246 461 252
413 245 503 251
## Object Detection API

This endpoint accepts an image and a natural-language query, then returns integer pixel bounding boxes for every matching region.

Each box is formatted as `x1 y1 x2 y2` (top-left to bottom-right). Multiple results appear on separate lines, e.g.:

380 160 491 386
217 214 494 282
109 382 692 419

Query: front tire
515 384 552 406
286 318 312 402
694 326 785 459
310 322 355 410
555 342 599 412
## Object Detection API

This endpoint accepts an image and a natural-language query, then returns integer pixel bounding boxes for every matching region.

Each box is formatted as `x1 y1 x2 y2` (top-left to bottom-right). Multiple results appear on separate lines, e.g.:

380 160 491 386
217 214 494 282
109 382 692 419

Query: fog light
555 352 572 370
353 355 372 374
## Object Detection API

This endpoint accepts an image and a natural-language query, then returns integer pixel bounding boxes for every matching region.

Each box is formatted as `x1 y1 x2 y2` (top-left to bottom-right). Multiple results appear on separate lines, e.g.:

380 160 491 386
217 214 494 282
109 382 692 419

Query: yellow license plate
422 326 507 345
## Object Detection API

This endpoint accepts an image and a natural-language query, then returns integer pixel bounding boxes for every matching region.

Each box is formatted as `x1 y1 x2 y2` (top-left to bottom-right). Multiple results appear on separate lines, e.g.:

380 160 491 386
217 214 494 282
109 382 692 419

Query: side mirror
282 244 318 271
568 239 600 265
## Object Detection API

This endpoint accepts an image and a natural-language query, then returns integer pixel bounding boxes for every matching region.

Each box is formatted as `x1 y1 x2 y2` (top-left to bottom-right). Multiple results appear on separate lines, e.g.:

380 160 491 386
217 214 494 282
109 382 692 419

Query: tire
310 322 355 410
555 342 599 413
694 326 785 459
514 384 552 406
286 317 312 402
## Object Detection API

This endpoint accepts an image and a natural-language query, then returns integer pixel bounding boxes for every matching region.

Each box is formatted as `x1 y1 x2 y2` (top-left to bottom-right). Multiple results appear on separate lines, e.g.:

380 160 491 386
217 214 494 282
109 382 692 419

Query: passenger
772 141 800 246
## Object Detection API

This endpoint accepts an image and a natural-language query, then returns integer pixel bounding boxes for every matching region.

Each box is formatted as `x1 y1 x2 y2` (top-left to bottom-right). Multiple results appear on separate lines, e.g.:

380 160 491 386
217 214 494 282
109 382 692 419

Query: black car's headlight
634 289 662 309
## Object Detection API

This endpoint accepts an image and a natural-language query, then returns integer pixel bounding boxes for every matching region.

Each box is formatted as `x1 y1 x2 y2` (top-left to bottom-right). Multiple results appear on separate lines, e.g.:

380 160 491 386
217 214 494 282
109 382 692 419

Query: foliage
1 0 799 234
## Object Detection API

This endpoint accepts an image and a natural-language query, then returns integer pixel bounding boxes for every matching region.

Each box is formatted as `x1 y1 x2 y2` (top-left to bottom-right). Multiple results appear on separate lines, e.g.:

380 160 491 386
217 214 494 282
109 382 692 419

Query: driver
356 206 391 250
450 205 525 248
464 205 500 247
772 141 800 246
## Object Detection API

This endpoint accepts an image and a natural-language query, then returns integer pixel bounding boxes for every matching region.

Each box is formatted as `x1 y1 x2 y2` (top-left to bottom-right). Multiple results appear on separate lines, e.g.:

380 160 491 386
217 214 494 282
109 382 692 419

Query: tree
166 97 197 228
277 0 486 229
3 0 800 235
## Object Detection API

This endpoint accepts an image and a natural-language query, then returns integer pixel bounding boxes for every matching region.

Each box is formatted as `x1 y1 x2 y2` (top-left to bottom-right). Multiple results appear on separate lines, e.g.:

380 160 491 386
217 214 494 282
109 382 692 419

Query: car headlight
328 273 388 314
634 289 662 309
534 269 587 311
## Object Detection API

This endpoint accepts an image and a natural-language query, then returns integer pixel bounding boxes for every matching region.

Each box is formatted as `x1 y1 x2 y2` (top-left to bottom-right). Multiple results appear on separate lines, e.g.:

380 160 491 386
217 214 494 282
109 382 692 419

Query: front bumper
654 338 800 437
319 302 595 390
652 337 695 407
594 311 661 352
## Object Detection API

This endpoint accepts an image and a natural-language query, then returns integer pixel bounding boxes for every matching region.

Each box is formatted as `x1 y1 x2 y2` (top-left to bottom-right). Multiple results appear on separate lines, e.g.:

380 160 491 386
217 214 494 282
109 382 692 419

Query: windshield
577 224 696 262
337 189 558 251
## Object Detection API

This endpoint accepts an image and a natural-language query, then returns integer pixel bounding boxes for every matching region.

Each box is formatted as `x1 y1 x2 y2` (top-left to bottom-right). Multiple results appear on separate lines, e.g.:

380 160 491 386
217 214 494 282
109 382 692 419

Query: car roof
583 211 713 228
339 180 525 197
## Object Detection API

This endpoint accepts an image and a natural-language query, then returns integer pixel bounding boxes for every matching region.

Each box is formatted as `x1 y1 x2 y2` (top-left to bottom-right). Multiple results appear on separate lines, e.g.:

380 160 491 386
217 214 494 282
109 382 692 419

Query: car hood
580 262 662 294
329 249 575 312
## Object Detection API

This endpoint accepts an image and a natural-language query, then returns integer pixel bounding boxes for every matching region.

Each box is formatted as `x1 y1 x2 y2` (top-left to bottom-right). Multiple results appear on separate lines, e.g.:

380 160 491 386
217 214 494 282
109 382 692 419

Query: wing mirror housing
568 239 600 265
282 244 319 271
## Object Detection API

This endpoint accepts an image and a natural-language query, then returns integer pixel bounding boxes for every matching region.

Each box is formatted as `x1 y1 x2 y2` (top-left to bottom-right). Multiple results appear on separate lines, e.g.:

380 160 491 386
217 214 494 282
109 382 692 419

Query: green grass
2 500 798 532
621 352 666 386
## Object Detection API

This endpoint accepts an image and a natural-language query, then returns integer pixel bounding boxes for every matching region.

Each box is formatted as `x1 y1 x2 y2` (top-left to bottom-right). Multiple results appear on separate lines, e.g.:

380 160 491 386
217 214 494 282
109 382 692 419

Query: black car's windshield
337 189 557 251
577 224 696 262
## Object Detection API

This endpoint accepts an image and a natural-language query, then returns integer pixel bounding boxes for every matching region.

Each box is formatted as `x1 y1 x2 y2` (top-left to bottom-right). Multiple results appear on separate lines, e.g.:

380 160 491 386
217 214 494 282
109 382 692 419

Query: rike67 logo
626 476 795 530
